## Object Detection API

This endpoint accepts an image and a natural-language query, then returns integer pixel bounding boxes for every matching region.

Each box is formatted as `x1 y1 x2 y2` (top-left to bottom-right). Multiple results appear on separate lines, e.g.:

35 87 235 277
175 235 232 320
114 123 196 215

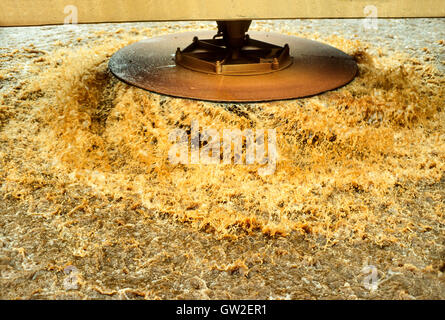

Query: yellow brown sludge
0 23 444 299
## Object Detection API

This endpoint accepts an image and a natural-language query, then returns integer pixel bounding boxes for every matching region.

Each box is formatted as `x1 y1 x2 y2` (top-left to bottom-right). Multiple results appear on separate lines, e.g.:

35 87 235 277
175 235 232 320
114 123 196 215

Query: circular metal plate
109 31 358 102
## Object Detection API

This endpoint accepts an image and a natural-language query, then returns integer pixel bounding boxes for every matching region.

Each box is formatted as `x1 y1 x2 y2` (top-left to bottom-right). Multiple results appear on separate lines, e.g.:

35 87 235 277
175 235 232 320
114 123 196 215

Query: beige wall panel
1 0 444 26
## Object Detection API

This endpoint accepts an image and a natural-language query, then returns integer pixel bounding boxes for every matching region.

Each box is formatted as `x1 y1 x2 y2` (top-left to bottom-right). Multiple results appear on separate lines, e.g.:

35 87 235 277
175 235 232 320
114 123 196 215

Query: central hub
175 20 293 75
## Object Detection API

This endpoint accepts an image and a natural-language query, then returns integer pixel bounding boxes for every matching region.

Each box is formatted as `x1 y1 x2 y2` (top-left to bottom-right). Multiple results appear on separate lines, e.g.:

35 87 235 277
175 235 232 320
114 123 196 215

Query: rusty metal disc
109 31 358 102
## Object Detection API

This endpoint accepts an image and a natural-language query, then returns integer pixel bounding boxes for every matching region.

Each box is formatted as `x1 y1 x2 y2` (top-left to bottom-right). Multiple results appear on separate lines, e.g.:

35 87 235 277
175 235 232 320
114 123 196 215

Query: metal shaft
216 20 252 59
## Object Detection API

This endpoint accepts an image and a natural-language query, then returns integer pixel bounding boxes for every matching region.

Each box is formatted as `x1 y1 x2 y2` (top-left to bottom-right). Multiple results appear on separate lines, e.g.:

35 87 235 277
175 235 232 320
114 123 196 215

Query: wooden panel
1 0 444 27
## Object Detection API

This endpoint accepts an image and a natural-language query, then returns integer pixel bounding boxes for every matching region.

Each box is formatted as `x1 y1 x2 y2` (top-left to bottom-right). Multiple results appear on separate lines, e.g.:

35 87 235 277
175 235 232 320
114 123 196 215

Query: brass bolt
272 58 279 70
215 60 222 74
